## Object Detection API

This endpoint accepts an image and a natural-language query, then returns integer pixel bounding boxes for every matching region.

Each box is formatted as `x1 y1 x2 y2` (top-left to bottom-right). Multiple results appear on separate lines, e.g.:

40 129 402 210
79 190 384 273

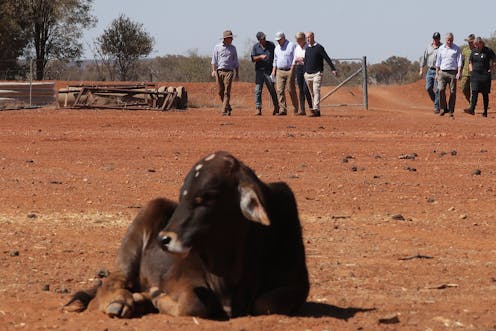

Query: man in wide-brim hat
211 30 239 116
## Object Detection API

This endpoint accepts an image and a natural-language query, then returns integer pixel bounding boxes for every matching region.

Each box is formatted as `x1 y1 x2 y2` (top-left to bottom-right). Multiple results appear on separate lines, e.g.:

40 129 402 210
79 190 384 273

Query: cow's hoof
106 302 132 318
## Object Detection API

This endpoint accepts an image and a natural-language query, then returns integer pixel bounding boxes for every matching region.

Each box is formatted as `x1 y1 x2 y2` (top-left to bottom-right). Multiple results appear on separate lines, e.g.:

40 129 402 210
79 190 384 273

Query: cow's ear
238 184 271 226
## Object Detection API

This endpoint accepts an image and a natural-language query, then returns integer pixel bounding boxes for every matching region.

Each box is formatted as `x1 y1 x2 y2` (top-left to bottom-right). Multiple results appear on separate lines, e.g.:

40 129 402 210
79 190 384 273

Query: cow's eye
194 190 219 206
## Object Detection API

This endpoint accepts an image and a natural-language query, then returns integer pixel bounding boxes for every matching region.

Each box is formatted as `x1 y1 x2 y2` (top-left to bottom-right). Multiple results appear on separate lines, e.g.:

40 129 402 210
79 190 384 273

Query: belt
278 67 291 71
217 68 233 72
429 67 436 70
441 69 457 72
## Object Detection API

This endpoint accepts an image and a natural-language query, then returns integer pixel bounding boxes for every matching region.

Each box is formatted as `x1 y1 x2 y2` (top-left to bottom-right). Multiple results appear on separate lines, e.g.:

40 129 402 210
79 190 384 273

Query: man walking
419 32 442 113
303 31 337 117
271 32 298 116
461 34 476 110
435 32 462 117
211 30 239 116
251 32 279 116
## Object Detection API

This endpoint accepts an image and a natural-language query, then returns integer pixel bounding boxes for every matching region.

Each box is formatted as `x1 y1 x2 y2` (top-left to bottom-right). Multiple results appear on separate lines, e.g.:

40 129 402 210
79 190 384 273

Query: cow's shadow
297 302 376 320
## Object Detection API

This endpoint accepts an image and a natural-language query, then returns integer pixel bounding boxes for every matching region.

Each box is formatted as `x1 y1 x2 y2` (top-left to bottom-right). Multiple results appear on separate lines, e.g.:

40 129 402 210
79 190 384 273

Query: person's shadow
297 302 376 320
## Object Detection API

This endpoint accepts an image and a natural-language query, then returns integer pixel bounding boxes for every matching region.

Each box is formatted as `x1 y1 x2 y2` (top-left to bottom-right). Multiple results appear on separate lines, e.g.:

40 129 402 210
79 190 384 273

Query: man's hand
331 70 337 76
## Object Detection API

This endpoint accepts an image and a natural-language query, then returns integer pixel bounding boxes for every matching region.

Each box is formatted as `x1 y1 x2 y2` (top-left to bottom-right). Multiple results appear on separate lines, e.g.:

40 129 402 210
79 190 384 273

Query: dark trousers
295 65 312 112
254 70 278 110
470 78 491 112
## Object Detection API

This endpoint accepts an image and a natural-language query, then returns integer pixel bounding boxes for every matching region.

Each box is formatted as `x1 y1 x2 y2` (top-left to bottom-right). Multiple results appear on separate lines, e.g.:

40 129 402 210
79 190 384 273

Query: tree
97 15 154 81
0 0 30 78
369 56 418 85
25 0 96 80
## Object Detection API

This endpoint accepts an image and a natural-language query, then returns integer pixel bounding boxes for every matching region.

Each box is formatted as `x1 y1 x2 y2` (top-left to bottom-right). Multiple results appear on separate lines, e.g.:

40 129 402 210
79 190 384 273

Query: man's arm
456 47 463 79
419 48 427 78
211 46 218 78
321 46 337 75
233 48 240 81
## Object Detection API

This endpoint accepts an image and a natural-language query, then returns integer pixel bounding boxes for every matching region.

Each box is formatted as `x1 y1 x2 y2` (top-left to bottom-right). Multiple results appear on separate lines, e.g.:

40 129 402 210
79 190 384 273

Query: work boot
272 105 280 115
308 109 320 117
296 111 306 116
464 108 475 115
483 110 488 117
255 108 262 116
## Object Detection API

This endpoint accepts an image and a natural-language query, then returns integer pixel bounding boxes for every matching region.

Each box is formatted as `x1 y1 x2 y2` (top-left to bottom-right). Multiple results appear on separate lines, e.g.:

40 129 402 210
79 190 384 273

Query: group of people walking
210 29 337 117
420 32 496 118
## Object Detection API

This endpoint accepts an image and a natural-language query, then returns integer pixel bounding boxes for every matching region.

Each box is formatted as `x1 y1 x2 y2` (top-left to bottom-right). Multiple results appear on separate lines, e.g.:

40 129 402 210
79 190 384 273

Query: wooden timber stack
57 84 188 111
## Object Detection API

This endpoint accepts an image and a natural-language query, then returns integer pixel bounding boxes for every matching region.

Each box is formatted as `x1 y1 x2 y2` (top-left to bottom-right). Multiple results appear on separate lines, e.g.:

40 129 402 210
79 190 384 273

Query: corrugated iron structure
0 82 56 110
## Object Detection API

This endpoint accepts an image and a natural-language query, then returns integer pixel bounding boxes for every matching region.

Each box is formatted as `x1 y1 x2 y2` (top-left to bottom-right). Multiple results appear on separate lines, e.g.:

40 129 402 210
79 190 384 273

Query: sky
83 0 496 64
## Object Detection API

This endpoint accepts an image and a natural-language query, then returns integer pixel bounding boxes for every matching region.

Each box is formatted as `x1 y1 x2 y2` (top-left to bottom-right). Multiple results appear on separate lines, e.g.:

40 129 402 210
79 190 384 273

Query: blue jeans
255 70 278 110
426 68 439 110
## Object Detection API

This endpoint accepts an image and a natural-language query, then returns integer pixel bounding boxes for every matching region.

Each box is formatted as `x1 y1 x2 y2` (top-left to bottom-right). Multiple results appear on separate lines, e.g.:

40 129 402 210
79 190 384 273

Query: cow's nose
159 235 171 248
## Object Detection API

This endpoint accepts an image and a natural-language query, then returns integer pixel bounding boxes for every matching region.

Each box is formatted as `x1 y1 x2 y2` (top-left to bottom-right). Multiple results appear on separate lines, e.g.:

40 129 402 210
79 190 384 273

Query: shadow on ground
298 302 376 320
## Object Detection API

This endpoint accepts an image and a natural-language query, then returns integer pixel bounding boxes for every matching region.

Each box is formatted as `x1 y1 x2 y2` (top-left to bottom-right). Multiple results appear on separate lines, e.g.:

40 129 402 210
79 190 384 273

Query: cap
475 36 485 44
222 30 234 39
256 32 266 40
295 32 305 39
432 32 440 40
464 34 475 42
274 31 285 41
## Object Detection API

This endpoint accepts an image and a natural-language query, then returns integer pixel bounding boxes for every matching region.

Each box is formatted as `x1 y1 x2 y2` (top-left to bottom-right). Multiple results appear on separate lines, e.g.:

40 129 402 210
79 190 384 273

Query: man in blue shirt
251 32 279 116
271 32 298 116
211 30 239 116
419 32 442 113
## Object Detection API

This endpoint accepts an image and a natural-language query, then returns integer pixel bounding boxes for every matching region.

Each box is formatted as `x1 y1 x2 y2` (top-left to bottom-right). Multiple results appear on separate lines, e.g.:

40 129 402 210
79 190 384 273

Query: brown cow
67 151 309 318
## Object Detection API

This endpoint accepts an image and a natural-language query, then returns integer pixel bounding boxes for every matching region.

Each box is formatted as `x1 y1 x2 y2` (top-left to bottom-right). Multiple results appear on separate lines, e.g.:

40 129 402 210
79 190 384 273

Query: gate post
362 56 368 110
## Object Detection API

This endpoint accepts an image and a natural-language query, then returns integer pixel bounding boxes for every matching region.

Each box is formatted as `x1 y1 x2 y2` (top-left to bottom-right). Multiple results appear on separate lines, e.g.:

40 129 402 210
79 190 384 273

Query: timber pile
58 84 188 110
0 82 56 110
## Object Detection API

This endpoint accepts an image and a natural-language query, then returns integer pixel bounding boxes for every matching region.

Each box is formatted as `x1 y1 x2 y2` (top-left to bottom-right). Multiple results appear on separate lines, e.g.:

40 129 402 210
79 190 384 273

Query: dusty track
1 81 496 330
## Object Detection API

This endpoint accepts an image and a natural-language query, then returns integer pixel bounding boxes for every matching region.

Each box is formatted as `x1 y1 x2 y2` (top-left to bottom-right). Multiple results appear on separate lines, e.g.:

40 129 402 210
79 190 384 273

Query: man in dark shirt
464 37 496 117
304 31 337 117
251 32 279 115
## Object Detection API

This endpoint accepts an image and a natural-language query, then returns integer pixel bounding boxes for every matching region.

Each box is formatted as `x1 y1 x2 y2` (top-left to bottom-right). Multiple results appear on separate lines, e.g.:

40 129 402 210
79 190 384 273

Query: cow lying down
67 151 309 319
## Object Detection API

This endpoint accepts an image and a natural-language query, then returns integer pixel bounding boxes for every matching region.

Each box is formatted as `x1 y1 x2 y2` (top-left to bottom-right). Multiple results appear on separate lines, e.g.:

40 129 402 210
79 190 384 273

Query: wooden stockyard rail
0 82 56 110
59 84 187 111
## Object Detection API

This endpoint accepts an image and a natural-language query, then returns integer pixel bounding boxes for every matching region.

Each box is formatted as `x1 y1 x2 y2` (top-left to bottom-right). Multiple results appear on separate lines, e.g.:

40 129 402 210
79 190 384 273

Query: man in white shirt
435 32 462 117
271 32 298 115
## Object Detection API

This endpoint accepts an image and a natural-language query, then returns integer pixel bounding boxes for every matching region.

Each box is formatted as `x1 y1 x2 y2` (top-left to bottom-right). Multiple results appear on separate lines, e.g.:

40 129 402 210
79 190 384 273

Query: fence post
29 59 34 107
362 56 368 110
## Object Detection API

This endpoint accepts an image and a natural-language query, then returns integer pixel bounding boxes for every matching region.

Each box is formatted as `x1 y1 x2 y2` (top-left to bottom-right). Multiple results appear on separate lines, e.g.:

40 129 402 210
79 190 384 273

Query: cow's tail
64 282 100 312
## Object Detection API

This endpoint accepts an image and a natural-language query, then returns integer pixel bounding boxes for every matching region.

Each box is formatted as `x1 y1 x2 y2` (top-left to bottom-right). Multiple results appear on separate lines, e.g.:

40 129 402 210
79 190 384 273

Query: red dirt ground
1 80 496 330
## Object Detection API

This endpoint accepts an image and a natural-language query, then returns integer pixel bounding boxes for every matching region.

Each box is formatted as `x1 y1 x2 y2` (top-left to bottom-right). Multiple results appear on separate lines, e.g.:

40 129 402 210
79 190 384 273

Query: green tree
97 14 154 81
0 0 30 78
25 0 96 80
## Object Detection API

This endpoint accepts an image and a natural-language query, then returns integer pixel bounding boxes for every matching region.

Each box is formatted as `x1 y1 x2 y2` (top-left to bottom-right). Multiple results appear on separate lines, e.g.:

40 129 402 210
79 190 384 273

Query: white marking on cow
204 153 216 161
183 189 188 196
195 163 204 171
195 171 200 178
142 231 150 253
